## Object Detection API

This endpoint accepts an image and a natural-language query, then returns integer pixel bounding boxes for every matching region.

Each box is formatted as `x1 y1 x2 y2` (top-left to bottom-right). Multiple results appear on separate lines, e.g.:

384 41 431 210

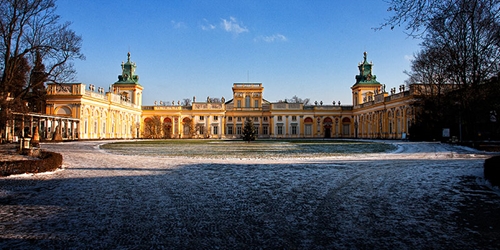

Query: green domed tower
111 52 143 106
351 52 383 106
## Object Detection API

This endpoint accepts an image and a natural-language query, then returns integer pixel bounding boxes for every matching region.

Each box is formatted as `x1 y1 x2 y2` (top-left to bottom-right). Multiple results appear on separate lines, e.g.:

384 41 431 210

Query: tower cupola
117 52 139 84
354 52 380 85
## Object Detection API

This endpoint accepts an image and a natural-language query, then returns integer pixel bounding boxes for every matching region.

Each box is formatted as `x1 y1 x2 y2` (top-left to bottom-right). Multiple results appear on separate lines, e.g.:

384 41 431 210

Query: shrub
484 155 500 187
0 151 63 176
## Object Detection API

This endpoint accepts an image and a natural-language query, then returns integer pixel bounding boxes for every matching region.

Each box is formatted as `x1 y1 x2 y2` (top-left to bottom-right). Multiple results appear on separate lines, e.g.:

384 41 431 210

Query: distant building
142 51 415 140
7 51 415 141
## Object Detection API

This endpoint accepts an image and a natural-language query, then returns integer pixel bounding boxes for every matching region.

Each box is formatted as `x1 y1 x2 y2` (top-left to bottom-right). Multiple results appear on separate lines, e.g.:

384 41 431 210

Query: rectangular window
277 125 283 135
199 116 204 121
227 125 233 135
291 125 297 135
237 117 242 122
199 125 204 134
263 126 268 135
236 125 242 135
213 126 218 135
255 126 259 135
253 117 258 122
228 117 233 122
263 117 268 122
277 116 283 121
292 116 297 121
305 124 312 135
213 116 218 121
237 100 241 108
254 100 259 108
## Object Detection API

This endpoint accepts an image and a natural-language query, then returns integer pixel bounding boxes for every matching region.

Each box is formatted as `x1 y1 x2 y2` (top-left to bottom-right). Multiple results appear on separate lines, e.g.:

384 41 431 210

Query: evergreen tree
27 52 48 113
242 118 256 142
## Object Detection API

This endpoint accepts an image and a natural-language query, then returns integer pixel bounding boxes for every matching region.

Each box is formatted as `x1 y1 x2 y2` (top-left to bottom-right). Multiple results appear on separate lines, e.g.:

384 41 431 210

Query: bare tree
182 98 191 106
0 0 84 132
383 0 500 87
383 0 500 141
209 97 221 103
142 116 162 138
286 95 310 105
404 46 454 97
162 122 172 139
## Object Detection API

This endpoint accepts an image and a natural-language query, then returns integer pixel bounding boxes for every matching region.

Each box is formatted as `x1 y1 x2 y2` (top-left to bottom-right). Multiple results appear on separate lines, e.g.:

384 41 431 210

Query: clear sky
56 0 421 105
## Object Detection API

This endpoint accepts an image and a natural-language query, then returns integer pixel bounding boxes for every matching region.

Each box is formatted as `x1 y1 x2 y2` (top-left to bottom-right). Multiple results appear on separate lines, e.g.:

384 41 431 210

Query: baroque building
44 52 142 140
22 52 415 141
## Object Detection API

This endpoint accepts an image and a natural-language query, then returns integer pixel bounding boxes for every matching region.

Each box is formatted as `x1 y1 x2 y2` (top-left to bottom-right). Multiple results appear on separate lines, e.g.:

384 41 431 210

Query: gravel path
1 141 499 249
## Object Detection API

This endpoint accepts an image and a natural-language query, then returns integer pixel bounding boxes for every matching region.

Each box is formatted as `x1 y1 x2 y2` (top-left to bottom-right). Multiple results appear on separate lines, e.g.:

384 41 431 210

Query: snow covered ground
1 140 500 249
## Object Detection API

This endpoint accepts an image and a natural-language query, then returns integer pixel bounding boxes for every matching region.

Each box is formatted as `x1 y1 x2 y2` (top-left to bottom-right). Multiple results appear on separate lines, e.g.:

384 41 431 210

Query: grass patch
101 139 396 159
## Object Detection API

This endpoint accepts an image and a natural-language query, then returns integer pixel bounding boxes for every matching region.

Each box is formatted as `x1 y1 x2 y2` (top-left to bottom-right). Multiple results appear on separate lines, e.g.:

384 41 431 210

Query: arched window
56 106 72 116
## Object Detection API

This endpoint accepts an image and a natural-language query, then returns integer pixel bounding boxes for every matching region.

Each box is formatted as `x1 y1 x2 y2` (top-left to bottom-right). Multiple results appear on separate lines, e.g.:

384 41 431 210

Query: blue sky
56 0 421 105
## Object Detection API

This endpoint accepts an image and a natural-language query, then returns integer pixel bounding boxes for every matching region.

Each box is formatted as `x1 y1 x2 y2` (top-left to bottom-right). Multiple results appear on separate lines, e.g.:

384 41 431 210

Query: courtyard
1 140 500 249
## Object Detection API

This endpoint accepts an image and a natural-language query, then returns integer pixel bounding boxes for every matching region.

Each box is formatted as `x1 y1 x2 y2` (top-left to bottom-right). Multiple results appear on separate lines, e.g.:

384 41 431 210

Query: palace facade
37 52 417 141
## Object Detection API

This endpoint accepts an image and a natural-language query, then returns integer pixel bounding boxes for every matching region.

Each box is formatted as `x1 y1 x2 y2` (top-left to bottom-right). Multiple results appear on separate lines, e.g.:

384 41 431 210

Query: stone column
207 115 211 138
29 116 34 137
258 116 262 138
20 115 25 138
178 116 182 138
76 121 80 139
269 116 273 137
221 116 226 138
285 116 289 137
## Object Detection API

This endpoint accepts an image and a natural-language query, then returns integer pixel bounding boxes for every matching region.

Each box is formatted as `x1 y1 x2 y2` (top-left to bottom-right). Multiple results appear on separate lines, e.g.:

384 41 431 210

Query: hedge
484 155 500 187
0 151 63 177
